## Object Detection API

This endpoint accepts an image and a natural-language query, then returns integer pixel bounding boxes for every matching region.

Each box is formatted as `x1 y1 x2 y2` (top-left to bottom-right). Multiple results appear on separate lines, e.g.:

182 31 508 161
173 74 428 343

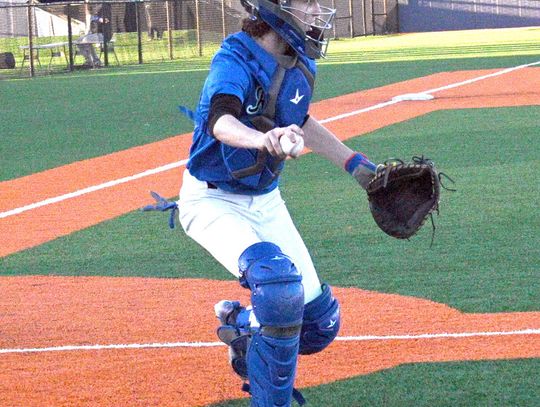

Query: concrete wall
398 0 540 32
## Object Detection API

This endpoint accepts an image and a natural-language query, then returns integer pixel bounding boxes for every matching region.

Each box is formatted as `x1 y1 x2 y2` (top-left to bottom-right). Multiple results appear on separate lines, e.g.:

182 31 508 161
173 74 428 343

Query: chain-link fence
0 0 398 78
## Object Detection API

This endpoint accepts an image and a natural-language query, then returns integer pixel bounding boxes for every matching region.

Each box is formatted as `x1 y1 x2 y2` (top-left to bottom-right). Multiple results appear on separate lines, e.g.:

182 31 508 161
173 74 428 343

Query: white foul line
318 60 540 125
0 341 224 354
1 60 539 220
319 99 400 124
422 60 540 95
336 328 540 341
0 160 187 219
1 328 538 355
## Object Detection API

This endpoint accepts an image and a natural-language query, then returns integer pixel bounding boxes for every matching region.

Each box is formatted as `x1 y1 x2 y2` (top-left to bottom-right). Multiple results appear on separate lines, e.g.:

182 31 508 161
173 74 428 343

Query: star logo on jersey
290 89 304 105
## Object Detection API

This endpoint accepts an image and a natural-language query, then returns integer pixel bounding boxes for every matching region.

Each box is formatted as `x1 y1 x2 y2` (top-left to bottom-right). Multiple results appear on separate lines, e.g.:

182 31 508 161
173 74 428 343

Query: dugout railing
0 0 399 78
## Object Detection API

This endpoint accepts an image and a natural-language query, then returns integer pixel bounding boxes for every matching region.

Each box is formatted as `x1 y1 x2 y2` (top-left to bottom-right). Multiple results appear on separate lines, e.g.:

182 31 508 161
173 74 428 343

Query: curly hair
241 17 272 38
241 16 295 55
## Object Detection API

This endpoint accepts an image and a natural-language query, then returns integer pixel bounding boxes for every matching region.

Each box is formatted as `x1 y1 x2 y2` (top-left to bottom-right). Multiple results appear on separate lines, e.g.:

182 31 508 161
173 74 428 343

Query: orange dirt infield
1 68 539 258
1 68 539 406
1 277 539 406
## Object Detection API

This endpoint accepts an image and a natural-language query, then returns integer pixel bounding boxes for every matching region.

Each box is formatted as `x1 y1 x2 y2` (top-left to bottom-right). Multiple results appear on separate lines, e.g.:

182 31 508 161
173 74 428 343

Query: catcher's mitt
366 156 454 242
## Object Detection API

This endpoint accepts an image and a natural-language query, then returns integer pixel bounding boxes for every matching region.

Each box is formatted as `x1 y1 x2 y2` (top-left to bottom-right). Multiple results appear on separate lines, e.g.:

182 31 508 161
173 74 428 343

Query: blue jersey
186 31 316 195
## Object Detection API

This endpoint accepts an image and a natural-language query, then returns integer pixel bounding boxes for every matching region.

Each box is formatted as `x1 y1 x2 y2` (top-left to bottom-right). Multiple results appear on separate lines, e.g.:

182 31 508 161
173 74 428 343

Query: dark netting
0 0 402 78
2 0 255 77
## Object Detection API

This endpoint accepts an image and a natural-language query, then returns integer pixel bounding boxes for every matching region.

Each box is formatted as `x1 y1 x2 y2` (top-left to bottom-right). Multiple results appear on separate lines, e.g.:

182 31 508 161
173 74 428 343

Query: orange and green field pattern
1 27 539 406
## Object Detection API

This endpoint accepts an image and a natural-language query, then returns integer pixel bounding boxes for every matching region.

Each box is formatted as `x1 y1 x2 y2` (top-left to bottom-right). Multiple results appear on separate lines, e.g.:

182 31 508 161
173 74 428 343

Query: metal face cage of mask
241 0 336 59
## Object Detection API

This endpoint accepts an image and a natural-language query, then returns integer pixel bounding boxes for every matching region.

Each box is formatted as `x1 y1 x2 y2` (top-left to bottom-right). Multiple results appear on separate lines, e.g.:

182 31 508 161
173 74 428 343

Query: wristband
345 152 377 174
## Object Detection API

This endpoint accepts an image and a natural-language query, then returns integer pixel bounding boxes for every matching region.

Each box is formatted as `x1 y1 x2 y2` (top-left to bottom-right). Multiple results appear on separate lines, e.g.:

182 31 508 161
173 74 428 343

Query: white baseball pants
178 169 322 303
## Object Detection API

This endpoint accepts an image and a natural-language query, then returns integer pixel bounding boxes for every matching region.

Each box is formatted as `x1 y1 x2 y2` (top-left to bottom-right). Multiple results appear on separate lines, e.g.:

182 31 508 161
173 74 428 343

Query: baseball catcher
142 0 450 405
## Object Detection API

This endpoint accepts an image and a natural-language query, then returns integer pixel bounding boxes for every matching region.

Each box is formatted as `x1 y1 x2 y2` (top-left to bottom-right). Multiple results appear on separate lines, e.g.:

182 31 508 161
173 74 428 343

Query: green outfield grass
1 27 539 406
3 26 539 75
2 27 539 181
3 106 539 314
1 52 538 181
326 26 540 63
209 359 540 407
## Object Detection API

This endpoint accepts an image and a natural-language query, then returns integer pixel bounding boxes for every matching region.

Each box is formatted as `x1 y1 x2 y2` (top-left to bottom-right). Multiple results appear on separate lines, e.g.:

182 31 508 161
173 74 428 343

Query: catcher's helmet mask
241 0 336 59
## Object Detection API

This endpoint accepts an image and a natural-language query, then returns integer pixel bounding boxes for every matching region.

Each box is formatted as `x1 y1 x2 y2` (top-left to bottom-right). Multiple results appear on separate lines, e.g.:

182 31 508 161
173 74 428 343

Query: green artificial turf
287 107 540 313
3 25 538 75
2 27 538 407
3 106 539 313
1 26 539 180
0 70 206 181
1 54 538 181
206 358 540 407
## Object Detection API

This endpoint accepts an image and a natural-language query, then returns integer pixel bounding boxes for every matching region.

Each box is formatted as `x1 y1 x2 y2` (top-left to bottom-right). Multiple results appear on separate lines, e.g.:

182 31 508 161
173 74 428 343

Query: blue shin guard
247 332 302 406
239 242 305 407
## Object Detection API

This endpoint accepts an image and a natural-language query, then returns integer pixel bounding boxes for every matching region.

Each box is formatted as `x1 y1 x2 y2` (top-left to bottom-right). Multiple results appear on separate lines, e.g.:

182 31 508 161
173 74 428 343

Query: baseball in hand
279 135 304 158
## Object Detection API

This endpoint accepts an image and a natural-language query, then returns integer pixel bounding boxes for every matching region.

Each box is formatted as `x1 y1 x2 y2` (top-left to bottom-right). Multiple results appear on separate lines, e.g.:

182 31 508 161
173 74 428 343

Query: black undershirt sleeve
208 93 310 136
208 93 243 137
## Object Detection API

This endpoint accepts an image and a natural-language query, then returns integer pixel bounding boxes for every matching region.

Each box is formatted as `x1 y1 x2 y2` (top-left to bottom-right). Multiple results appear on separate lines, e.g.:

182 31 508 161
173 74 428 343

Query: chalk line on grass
1 328 539 355
2 60 538 220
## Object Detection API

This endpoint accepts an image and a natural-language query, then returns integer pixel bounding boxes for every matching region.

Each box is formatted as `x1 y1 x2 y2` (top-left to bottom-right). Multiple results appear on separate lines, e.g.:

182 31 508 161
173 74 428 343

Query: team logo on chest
246 86 264 115
290 89 304 105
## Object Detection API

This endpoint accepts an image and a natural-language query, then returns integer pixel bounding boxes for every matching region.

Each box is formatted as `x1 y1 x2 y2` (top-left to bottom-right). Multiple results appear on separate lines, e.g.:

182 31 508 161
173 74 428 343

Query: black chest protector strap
249 63 287 134
231 57 314 181
250 55 314 133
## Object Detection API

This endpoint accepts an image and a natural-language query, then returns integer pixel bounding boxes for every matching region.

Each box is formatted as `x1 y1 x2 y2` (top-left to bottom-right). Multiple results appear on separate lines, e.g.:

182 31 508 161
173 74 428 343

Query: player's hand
259 125 304 159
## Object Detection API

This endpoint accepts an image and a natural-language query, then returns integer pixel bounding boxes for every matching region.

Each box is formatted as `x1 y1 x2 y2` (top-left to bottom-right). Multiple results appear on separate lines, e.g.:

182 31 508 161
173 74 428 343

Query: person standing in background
144 2 163 40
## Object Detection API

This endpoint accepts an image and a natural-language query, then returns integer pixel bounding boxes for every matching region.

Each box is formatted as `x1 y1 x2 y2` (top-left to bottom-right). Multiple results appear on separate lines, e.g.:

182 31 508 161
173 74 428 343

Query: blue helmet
241 0 336 59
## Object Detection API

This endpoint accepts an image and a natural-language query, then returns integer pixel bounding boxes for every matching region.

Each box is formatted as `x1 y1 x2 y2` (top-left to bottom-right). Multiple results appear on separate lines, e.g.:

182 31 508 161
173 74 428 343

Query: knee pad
238 242 305 406
299 283 341 355
239 242 304 328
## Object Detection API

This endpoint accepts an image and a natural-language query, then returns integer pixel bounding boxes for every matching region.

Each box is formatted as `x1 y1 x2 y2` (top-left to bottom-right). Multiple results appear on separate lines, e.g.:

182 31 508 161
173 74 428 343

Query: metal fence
0 0 398 78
